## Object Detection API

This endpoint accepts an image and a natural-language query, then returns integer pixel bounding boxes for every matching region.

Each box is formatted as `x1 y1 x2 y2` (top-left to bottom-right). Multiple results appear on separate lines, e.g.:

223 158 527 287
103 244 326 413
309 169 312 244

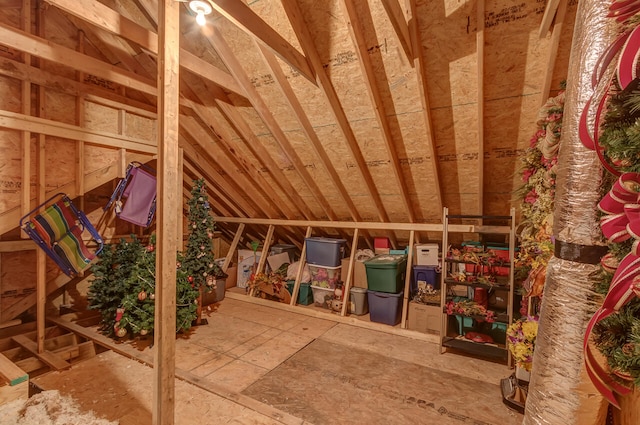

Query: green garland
593 79 640 386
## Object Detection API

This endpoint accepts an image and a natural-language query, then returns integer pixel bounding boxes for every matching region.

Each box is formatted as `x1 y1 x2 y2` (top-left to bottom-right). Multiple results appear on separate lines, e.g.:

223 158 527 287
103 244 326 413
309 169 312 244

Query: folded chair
20 193 104 277
104 162 157 228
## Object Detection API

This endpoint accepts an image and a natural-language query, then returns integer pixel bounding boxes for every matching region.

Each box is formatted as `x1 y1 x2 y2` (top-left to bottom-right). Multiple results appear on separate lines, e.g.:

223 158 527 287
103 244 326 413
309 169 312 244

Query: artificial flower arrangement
445 299 496 323
506 316 539 371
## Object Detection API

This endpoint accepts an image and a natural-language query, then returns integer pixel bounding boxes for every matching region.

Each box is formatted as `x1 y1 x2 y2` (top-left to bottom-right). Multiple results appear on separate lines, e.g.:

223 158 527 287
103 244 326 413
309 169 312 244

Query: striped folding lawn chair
20 193 104 277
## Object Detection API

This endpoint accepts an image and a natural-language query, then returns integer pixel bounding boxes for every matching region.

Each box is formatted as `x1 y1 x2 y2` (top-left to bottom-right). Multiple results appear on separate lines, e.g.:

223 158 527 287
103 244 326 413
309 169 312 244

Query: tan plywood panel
84 101 119 133
125 113 156 140
0 129 22 213
45 91 76 124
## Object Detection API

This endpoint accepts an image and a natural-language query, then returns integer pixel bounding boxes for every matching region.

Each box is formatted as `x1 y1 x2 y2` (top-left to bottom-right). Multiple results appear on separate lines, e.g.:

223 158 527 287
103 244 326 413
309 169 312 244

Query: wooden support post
20 0 32 237
340 228 359 316
153 0 180 424
476 0 485 216
400 230 415 329
35 2 45 355
290 227 312 306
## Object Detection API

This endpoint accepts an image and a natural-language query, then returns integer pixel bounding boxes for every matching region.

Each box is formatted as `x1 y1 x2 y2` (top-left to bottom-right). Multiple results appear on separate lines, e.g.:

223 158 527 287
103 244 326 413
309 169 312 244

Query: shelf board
442 336 508 361
444 278 510 290
444 258 511 267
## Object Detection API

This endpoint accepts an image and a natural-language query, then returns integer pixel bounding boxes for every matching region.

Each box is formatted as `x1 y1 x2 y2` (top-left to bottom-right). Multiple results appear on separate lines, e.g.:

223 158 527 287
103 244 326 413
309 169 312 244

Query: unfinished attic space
2 0 640 423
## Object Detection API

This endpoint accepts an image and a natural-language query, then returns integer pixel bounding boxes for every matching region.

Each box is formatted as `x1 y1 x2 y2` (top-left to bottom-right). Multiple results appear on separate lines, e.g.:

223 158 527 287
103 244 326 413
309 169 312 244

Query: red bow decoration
580 1 640 408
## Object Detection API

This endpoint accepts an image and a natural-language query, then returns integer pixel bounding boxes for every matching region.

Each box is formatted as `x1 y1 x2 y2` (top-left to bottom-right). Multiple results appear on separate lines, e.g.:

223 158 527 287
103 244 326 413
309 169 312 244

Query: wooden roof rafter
204 0 316 84
380 0 413 64
406 0 442 215
539 0 563 38
280 0 397 243
340 0 416 223
254 44 375 248
206 28 343 223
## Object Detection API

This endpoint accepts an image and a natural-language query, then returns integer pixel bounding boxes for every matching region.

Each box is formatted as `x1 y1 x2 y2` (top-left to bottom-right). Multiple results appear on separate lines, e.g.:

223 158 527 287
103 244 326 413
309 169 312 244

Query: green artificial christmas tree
182 179 226 298
117 235 199 336
88 236 144 337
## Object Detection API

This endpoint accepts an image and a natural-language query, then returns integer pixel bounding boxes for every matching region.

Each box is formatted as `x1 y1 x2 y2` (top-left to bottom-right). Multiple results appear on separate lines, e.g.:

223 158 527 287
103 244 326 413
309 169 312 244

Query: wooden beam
340 228 359 316
221 223 245 272
341 0 415 223
0 352 28 386
539 0 562 38
477 0 485 215
0 22 156 95
205 0 315 84
400 230 415 328
0 56 157 116
406 0 442 214
214 216 444 232
0 240 36 252
281 0 391 224
290 226 313 307
540 0 567 104
0 110 156 153
207 28 339 221
44 0 244 97
20 0 32 239
11 335 70 370
380 0 413 63
153 0 180 421
35 5 45 355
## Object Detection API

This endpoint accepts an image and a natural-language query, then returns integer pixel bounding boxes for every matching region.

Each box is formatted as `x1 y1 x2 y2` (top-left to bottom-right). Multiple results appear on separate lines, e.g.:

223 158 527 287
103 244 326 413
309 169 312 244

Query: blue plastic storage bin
411 265 440 294
367 290 403 326
305 237 346 267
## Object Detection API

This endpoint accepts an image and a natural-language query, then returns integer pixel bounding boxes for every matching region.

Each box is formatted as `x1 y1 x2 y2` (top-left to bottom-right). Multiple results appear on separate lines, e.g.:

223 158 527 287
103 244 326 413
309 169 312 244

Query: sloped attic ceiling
0 0 574 243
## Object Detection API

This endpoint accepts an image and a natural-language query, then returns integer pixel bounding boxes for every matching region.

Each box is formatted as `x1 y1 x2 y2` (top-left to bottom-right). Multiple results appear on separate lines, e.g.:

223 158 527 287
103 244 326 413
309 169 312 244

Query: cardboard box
342 258 367 288
407 301 441 333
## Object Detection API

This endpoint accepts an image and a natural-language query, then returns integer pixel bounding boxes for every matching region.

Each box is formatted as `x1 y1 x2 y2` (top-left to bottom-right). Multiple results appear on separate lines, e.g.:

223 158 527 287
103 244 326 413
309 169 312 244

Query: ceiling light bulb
189 1 212 26
196 11 206 26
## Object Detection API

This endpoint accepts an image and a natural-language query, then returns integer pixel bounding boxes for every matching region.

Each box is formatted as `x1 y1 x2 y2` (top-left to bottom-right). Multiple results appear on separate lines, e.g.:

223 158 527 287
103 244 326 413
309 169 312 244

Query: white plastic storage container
415 243 439 266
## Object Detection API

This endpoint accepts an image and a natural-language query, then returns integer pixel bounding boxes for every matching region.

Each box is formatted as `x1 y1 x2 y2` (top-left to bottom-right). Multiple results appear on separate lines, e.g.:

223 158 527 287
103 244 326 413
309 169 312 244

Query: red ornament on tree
188 276 194 283
146 245 154 252
138 291 147 301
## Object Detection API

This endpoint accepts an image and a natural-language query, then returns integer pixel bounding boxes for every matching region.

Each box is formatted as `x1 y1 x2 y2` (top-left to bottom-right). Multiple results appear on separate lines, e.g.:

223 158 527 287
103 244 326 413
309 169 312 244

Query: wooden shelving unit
439 207 516 366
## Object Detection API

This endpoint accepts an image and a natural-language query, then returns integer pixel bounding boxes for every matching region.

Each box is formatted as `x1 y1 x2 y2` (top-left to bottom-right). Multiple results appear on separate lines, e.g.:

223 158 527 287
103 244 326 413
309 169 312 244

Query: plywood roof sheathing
206 0 316 84
380 0 413 63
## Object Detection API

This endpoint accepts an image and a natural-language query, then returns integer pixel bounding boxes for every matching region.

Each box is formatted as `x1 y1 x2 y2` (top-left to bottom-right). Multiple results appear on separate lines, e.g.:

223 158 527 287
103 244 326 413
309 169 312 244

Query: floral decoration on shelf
247 270 291 304
506 316 539 372
514 88 564 314
445 299 496 323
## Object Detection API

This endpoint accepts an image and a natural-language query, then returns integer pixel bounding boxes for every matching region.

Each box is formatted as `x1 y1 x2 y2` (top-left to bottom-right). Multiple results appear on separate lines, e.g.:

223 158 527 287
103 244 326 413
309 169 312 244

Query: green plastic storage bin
364 254 407 293
286 280 314 305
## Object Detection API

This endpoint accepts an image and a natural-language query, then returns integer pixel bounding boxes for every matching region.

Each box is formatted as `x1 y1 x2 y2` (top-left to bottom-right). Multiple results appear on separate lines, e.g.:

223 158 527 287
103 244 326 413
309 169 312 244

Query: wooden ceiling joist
477 0 485 215
0 22 156 96
380 0 413 63
205 0 315 84
340 0 416 223
281 0 393 226
44 0 244 97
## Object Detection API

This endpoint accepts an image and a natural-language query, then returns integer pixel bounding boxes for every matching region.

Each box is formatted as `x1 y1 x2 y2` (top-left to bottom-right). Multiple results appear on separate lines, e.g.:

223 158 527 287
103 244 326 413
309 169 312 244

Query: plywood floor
32 297 523 424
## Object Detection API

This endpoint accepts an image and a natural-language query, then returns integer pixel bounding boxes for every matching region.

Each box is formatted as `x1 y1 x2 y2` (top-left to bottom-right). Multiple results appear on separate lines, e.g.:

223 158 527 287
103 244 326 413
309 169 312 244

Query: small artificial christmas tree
182 178 226 296
117 234 200 336
88 236 144 337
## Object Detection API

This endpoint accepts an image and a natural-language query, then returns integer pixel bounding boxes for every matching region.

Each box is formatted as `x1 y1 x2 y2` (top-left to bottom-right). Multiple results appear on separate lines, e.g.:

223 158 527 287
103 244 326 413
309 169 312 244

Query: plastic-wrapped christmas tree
182 179 226 302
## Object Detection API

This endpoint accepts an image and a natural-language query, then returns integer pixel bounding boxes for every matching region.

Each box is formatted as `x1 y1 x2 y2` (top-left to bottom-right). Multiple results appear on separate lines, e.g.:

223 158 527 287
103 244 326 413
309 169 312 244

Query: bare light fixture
189 0 212 26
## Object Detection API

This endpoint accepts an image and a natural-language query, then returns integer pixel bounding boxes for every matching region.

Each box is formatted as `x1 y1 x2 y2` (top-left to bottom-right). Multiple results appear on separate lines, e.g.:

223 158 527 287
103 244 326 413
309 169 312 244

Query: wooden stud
380 0 413 63
20 0 32 237
35 1 45 356
477 0 485 216
153 0 180 423
341 0 415 223
206 0 315 84
406 0 442 214
540 0 568 104
400 230 415 329
255 225 275 275
290 226 313 307
340 228 359 316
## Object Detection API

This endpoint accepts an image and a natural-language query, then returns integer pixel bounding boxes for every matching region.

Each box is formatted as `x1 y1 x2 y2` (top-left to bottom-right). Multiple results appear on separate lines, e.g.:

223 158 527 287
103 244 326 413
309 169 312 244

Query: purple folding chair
104 162 157 227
